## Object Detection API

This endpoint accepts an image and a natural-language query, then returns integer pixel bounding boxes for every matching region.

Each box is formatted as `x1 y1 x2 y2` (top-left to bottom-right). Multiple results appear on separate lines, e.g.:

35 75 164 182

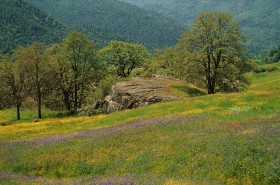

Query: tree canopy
157 12 252 94
99 41 150 78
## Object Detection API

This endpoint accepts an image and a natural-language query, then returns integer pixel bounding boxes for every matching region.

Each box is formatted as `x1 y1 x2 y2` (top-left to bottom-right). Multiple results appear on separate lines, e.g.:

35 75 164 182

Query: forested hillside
121 0 280 56
0 0 68 53
23 0 184 50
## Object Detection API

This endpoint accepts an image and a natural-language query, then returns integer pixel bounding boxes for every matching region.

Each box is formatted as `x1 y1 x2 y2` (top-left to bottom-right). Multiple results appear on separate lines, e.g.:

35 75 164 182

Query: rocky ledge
103 77 179 113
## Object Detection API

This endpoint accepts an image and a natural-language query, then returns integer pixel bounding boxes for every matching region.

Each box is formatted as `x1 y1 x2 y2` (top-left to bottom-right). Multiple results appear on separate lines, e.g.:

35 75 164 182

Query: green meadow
0 63 279 184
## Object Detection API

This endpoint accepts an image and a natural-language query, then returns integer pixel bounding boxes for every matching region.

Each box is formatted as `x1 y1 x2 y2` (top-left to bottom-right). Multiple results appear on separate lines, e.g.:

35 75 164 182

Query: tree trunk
16 103 21 120
38 90 42 119
208 85 215 94
74 72 78 110
36 59 42 119
63 91 71 111
207 78 216 94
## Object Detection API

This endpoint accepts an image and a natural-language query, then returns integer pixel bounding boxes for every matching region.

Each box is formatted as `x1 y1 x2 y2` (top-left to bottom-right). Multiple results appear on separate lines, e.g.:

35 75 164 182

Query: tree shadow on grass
173 85 206 97
0 111 71 126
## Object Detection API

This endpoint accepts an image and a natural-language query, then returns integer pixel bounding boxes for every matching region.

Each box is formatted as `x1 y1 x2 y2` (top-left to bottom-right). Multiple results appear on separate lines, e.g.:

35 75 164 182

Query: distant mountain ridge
0 0 69 53
120 0 280 56
23 0 184 50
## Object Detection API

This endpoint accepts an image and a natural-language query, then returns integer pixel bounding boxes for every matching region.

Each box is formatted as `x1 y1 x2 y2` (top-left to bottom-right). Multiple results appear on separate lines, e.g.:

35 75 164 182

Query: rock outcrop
104 77 178 113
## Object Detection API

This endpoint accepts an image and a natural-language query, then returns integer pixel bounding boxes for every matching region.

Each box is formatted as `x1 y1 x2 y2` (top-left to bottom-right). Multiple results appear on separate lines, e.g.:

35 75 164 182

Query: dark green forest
0 0 68 53
23 0 184 50
121 0 280 56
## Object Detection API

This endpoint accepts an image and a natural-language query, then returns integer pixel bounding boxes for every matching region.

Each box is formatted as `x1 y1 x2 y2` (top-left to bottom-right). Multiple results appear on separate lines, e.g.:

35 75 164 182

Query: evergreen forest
24 0 184 50
121 0 280 56
0 0 69 53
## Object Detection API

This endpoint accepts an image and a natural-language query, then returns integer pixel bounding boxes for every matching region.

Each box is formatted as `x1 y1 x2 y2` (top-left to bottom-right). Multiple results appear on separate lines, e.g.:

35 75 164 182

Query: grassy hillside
0 63 279 184
120 0 280 56
23 0 184 50
0 0 68 53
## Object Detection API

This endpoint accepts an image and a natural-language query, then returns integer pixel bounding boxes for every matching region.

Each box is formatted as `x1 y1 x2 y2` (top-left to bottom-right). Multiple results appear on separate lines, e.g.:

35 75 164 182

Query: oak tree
99 41 150 78
58 32 97 111
16 42 49 119
0 54 26 120
179 12 250 94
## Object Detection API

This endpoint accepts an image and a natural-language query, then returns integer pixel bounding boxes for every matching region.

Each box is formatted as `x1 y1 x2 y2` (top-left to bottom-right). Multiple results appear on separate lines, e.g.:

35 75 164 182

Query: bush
253 66 279 73
88 75 120 103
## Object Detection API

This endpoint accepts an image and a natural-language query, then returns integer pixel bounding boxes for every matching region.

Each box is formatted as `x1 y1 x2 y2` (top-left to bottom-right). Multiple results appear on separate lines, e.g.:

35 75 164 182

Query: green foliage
0 63 280 183
121 0 280 56
49 32 100 111
0 53 27 119
153 47 189 80
99 41 150 78
16 42 50 119
0 32 103 118
89 75 120 102
252 61 280 74
262 46 280 64
24 0 184 50
253 66 279 74
11 162 29 174
161 12 251 94
0 0 68 54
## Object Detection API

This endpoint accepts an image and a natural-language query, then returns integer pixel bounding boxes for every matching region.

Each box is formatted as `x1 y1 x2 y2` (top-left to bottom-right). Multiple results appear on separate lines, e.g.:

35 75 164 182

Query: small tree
179 12 250 94
0 54 26 120
16 42 49 119
99 41 150 78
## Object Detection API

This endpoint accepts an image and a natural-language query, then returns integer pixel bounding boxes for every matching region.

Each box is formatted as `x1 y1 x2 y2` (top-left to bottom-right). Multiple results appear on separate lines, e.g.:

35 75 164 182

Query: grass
0 109 67 126
0 62 279 184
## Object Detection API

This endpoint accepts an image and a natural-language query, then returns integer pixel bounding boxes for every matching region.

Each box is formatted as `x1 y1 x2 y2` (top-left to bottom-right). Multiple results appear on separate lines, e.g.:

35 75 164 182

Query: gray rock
104 77 179 113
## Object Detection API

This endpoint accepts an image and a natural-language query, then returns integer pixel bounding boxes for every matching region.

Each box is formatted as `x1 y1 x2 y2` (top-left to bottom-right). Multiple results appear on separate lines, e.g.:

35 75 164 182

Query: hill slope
0 0 68 53
23 0 184 49
120 0 280 56
0 63 279 184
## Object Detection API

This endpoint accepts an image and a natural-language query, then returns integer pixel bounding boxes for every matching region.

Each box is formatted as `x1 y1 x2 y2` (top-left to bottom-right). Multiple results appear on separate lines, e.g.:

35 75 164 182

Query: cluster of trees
154 12 252 94
0 32 150 120
1 12 254 120
262 46 280 64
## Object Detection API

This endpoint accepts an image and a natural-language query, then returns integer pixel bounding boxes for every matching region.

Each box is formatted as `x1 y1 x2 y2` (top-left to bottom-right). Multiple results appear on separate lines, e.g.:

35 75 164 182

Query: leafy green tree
0 54 26 120
263 46 280 64
58 32 98 111
178 12 250 94
153 47 189 79
45 44 74 111
100 41 150 78
16 42 50 119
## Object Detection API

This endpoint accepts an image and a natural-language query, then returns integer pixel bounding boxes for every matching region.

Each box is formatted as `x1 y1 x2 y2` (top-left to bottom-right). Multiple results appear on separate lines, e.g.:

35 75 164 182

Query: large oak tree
179 12 250 94
56 32 98 111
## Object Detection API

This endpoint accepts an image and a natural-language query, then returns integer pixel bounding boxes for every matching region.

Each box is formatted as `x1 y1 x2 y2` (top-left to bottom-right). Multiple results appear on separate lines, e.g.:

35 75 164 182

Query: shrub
88 75 120 103
253 66 279 73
